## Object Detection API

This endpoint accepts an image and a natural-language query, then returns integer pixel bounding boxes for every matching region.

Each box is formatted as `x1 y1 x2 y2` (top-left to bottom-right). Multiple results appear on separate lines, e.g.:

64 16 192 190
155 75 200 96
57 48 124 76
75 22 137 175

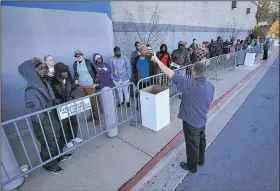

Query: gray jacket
263 40 270 51
18 60 61 148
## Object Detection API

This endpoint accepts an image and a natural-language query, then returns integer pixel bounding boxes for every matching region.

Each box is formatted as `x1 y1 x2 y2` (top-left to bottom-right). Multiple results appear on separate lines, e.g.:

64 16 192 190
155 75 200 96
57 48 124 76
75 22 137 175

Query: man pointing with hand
151 55 215 173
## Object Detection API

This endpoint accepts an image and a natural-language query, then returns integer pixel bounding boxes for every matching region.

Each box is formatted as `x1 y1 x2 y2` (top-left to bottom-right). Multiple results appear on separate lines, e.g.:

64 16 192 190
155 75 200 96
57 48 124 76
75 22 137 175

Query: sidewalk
14 48 278 191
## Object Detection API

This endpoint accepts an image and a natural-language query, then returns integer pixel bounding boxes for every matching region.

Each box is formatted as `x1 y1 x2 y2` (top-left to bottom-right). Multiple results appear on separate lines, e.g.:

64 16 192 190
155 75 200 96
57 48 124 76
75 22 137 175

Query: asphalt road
176 57 279 191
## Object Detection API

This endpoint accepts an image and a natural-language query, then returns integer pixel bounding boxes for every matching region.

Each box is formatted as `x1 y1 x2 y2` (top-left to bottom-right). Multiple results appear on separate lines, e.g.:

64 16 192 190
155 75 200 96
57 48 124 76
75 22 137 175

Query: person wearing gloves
110 46 132 108
18 58 72 175
73 50 100 124
51 62 82 149
150 55 214 174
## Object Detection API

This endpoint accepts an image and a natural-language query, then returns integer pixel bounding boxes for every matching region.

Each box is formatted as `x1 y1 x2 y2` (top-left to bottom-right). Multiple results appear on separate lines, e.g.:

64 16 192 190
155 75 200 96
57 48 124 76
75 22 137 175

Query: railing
137 44 262 91
1 83 137 187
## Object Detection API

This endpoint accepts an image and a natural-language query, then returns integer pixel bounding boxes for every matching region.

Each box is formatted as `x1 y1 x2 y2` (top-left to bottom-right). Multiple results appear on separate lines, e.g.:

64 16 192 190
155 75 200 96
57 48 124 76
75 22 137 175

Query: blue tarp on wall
1 1 112 19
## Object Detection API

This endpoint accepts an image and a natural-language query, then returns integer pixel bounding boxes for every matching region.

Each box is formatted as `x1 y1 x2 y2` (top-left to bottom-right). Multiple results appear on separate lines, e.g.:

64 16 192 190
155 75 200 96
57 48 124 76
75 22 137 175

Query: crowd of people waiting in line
17 34 272 175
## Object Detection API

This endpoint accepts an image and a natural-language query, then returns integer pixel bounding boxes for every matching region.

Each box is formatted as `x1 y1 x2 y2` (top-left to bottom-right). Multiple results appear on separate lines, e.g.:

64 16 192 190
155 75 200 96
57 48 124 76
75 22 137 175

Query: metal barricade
1 83 137 187
235 49 247 65
205 56 219 79
136 65 193 100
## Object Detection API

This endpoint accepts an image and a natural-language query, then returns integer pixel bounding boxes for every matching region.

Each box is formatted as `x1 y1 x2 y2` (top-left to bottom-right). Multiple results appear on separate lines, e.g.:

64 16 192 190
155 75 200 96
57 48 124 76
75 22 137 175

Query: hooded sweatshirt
93 53 113 89
18 59 61 149
18 60 57 118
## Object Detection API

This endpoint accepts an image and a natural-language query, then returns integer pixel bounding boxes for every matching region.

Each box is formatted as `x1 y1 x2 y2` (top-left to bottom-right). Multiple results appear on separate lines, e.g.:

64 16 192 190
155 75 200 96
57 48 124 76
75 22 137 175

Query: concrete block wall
111 1 258 57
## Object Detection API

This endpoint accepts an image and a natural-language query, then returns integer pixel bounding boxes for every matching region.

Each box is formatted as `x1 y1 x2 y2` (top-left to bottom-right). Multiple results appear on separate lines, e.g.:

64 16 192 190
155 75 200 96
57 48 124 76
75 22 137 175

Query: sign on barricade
57 98 91 120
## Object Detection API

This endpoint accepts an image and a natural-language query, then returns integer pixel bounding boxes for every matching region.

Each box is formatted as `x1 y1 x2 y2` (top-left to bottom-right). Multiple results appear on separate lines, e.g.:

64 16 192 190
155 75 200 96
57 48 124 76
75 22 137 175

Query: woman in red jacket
156 44 171 86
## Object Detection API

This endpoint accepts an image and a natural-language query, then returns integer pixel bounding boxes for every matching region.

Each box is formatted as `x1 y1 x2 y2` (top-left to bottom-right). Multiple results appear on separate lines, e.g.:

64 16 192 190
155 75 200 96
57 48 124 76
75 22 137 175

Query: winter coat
190 43 198 50
156 49 171 68
263 40 270 51
190 52 197 63
215 40 224 56
93 53 114 89
223 41 231 54
208 43 217 57
18 60 61 156
51 63 77 103
171 48 190 66
73 58 100 84
132 55 158 84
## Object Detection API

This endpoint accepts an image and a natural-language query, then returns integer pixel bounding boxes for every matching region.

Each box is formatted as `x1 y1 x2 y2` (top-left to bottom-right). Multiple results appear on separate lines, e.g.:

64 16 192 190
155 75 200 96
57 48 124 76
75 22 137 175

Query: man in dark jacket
190 39 199 50
51 62 82 149
215 36 224 56
18 58 71 174
208 39 217 58
223 40 231 54
132 45 157 87
171 41 190 66
73 50 100 124
262 38 270 60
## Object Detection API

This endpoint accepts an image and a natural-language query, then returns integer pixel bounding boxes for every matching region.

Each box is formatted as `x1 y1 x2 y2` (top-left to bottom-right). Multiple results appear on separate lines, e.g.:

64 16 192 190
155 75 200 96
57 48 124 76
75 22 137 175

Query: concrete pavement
176 56 279 191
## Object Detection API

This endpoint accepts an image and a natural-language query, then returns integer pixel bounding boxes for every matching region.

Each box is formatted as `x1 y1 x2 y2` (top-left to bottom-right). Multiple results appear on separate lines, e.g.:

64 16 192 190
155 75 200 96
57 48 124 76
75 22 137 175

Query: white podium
140 85 170 132
244 53 256 66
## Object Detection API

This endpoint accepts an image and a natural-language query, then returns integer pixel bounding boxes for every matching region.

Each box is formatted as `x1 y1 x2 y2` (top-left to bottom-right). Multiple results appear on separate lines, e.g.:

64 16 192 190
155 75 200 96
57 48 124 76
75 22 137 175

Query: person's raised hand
151 55 160 64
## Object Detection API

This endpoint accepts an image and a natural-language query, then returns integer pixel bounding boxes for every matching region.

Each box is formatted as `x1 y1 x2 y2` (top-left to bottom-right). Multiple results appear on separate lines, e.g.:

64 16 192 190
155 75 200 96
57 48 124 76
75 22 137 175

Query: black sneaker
180 162 197 173
46 165 63 175
126 102 130 108
87 116 100 125
87 116 93 122
118 102 124 107
58 154 72 163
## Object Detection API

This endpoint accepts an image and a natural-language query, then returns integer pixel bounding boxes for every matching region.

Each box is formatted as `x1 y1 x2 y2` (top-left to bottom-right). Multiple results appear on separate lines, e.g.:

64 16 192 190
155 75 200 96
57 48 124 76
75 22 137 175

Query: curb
118 51 279 191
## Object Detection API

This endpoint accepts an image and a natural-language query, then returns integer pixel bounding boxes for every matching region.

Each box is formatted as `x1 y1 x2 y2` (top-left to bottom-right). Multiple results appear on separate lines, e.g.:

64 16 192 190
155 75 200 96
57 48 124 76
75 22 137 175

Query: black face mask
115 54 121 57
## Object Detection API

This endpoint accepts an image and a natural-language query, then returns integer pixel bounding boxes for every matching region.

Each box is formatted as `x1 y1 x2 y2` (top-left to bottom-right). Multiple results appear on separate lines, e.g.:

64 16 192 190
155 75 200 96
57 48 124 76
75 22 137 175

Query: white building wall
111 1 258 57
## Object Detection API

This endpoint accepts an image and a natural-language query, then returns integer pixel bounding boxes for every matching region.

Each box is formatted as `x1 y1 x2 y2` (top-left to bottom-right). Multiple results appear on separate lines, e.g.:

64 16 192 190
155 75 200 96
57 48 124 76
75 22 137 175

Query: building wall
1 2 114 131
111 1 258 57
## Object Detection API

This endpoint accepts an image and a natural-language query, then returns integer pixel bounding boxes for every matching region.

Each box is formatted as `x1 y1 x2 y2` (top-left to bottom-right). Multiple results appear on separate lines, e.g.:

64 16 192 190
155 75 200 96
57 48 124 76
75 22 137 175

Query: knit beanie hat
54 62 69 74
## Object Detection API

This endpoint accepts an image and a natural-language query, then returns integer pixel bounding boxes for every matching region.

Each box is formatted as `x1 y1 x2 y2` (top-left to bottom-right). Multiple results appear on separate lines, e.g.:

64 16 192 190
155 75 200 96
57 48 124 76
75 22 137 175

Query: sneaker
58 154 72 163
94 118 100 125
72 138 83 144
118 102 124 107
46 165 63 175
126 102 130 108
87 116 93 122
66 142 74 149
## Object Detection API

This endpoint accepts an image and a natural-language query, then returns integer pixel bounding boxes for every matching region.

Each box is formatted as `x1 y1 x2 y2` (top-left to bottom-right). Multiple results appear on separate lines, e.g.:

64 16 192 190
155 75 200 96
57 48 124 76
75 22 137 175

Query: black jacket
190 52 197 64
73 58 100 84
51 75 77 104
208 43 217 57
132 55 157 84
215 40 224 55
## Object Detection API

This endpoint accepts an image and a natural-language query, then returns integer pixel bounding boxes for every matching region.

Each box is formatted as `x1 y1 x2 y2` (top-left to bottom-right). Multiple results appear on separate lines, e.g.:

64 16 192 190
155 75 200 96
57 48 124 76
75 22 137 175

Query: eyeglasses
75 54 81 58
